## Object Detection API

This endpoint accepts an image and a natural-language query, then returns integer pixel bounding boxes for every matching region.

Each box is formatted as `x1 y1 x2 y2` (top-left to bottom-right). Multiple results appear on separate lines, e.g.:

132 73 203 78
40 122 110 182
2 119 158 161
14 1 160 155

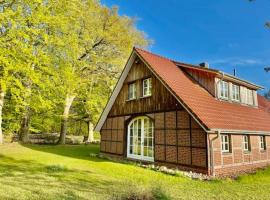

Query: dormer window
142 78 152 97
232 84 240 102
219 80 229 99
247 89 254 105
128 82 136 100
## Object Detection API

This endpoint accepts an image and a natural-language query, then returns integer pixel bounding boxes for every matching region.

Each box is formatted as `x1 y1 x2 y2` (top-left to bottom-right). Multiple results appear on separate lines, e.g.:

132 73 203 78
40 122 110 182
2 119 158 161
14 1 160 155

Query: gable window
242 135 250 152
128 83 136 100
259 136 266 150
219 80 229 99
232 84 240 102
221 134 230 153
142 78 152 97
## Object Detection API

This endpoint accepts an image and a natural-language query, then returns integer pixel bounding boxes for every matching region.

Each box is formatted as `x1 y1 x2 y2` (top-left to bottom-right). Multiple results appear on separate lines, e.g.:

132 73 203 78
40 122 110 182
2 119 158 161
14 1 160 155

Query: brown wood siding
108 58 181 117
184 68 216 96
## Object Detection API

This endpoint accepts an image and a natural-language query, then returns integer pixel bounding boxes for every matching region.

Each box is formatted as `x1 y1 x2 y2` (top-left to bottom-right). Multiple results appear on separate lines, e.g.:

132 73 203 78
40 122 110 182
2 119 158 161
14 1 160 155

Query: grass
0 144 270 200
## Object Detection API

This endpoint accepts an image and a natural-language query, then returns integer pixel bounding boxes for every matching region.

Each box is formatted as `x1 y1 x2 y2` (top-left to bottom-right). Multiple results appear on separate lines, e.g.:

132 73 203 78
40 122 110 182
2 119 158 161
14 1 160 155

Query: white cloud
209 57 263 66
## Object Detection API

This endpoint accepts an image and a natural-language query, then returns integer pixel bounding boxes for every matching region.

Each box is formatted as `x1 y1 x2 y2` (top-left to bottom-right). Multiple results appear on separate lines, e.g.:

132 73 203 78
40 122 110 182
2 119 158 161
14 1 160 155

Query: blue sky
101 0 270 94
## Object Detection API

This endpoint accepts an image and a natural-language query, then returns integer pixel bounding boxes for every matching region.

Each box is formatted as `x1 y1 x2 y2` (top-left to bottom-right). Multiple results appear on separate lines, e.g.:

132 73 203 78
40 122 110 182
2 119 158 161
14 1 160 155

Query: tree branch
78 38 105 61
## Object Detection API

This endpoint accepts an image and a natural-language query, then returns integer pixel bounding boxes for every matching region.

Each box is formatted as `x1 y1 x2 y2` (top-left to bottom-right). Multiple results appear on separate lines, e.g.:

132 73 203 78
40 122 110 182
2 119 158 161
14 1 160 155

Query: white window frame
259 136 266 151
219 80 229 100
242 135 250 152
127 116 154 162
221 134 230 153
232 84 240 102
142 78 152 97
128 82 136 100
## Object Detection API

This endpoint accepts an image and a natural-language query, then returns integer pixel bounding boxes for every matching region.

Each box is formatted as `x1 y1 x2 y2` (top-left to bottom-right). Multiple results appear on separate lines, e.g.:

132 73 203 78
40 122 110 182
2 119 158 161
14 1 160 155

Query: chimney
199 62 209 68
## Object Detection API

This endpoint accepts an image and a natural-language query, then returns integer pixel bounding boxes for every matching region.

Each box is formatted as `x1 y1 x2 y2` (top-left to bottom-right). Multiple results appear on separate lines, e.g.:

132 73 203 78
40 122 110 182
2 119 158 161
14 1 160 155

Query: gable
108 56 180 117
184 68 216 96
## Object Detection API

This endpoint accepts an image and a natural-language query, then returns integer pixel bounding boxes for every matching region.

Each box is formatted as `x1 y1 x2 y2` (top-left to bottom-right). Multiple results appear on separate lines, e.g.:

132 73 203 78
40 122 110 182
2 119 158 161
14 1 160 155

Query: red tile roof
258 95 270 113
135 48 270 133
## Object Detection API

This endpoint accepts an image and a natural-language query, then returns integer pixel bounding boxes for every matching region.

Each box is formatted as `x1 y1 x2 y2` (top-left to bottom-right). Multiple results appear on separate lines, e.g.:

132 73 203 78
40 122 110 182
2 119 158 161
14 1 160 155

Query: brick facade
209 133 270 176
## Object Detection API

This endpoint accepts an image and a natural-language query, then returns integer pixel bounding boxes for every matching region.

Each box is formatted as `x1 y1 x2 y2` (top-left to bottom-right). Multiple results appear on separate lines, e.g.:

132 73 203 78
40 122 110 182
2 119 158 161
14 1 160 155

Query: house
94 47 270 176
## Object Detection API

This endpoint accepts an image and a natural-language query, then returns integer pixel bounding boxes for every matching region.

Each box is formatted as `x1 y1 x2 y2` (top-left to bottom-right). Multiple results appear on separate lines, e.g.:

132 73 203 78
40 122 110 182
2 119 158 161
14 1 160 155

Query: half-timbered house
95 48 270 176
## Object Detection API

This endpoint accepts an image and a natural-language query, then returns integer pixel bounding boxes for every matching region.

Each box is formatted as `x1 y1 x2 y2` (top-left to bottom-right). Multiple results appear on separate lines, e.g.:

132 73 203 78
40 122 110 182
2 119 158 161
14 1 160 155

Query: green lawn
0 144 270 200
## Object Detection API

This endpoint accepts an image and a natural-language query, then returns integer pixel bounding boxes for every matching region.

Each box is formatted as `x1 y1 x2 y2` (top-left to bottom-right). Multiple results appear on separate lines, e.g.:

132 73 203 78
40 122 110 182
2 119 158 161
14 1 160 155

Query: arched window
127 116 154 161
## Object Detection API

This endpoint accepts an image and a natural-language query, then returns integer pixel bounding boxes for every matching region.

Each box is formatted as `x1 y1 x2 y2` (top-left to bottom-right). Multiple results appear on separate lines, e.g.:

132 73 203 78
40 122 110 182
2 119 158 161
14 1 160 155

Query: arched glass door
127 117 154 161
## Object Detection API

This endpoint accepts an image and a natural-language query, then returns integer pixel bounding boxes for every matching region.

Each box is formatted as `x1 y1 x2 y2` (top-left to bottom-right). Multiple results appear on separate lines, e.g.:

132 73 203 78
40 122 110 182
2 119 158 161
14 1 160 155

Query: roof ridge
134 47 174 62
134 47 263 89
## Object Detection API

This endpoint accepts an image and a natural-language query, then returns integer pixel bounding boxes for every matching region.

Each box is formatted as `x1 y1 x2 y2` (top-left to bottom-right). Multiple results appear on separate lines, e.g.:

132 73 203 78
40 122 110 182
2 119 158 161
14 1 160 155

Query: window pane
148 148 153 157
221 135 230 152
128 83 136 99
219 81 229 99
143 78 152 97
130 137 133 145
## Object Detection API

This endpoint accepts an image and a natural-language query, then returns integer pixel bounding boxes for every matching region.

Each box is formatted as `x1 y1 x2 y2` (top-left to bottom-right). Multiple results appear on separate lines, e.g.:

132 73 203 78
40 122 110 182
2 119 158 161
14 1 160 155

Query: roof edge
208 129 270 135
94 49 137 131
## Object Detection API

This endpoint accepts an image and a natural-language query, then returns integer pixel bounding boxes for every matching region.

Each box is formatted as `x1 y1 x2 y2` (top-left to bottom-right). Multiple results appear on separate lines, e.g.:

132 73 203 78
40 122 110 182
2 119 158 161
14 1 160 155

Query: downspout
209 130 220 177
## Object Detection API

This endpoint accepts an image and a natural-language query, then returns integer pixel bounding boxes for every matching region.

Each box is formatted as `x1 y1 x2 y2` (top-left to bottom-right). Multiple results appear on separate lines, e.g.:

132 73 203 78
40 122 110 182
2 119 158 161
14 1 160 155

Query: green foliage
0 0 149 138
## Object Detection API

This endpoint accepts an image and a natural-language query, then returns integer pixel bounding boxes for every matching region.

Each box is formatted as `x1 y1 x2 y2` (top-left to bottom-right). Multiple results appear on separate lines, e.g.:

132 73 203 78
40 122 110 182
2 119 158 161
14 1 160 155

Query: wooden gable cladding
184 68 216 97
108 57 181 117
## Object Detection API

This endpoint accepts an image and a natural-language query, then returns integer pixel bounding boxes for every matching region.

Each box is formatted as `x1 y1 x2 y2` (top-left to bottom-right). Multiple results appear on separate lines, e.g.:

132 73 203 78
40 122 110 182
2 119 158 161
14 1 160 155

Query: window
232 84 240 101
247 89 254 105
242 135 250 151
259 136 266 150
221 134 230 153
142 78 152 97
219 80 229 99
127 117 154 161
128 83 136 100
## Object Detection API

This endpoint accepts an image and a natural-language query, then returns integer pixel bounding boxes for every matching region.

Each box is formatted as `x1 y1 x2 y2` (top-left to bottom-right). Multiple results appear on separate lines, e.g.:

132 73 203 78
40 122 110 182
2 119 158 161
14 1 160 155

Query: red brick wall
100 109 208 172
100 116 125 156
209 133 270 176
154 110 207 169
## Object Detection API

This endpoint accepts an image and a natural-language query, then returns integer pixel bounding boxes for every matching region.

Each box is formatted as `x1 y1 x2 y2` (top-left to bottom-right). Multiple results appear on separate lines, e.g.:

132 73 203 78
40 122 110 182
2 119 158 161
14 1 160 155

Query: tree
53 1 149 144
0 0 65 143
0 0 149 144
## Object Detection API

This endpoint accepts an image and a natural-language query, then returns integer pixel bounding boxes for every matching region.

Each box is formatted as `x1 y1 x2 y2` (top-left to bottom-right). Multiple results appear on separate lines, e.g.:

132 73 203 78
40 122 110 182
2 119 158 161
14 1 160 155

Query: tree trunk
58 94 75 144
0 91 5 145
87 121 94 143
19 109 31 143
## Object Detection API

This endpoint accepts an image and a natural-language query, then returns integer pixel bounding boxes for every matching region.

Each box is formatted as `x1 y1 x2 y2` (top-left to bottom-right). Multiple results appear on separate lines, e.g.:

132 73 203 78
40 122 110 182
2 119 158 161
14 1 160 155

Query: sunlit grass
0 143 270 200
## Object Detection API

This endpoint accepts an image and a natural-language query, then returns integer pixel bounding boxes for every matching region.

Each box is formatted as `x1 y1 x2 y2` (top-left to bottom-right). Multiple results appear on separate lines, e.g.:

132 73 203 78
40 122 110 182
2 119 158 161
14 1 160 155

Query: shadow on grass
0 153 114 199
20 143 106 162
